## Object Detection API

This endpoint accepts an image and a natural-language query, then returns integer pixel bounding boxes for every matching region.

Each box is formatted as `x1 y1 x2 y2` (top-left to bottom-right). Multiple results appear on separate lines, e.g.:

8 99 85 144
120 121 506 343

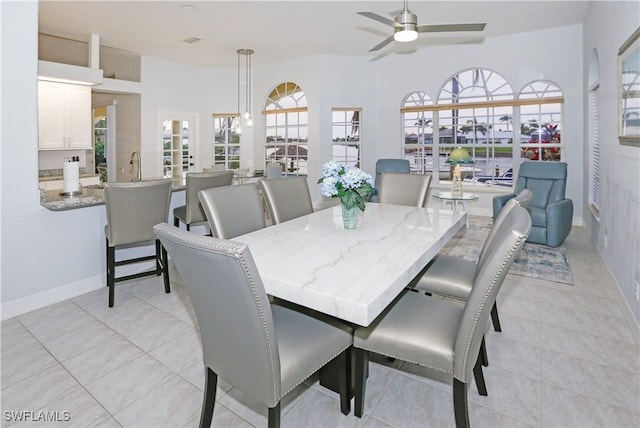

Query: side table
433 192 479 227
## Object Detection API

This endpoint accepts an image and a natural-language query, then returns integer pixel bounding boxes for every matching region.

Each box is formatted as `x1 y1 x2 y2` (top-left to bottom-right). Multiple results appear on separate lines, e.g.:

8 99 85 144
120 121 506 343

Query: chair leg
161 242 171 294
453 378 470 428
480 336 489 367
268 403 281 428
199 367 217 428
473 356 488 396
155 240 162 274
491 302 502 332
354 348 368 418
174 216 180 227
107 241 115 307
337 348 351 415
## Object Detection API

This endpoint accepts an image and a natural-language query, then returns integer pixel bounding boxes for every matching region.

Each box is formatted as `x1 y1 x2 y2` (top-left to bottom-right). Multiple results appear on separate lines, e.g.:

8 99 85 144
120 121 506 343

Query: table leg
461 201 469 228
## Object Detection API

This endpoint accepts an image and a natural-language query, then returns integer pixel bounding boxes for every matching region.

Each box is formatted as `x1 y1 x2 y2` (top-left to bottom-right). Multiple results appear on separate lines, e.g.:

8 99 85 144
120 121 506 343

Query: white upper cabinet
38 81 91 150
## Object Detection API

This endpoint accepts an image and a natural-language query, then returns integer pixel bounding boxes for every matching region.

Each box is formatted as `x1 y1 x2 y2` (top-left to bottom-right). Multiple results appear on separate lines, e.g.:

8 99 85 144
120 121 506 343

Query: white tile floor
2 224 639 427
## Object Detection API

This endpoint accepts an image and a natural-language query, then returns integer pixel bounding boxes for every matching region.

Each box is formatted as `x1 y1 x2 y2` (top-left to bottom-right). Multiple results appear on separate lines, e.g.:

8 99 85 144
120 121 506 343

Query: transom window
264 82 308 175
332 108 361 167
212 114 240 169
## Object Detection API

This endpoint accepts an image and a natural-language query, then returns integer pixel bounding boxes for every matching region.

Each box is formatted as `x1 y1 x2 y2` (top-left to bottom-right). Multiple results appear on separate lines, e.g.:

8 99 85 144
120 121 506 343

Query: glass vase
341 204 358 230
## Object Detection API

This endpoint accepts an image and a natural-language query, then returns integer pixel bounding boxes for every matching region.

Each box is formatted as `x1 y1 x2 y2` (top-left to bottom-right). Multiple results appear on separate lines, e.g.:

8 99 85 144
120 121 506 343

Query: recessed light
183 37 202 44
181 4 194 11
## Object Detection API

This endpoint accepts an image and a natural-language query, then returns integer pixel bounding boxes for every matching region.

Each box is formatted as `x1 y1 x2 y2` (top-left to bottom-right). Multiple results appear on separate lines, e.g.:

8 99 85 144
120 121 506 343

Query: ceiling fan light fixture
394 28 418 42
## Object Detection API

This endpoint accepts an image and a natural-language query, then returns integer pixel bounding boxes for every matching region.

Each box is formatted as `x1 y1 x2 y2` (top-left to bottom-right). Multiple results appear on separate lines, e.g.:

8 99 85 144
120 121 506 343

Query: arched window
519 80 564 162
437 69 514 181
264 82 308 175
402 92 433 174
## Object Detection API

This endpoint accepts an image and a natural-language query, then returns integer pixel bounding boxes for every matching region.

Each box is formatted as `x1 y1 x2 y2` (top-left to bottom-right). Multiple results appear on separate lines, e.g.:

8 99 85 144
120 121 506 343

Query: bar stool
103 179 173 307
173 171 234 231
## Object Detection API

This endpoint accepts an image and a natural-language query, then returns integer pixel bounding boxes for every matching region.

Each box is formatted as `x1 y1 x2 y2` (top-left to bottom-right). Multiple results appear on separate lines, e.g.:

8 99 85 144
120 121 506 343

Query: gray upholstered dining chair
266 162 283 179
412 189 533 333
370 158 410 202
198 183 266 239
173 171 234 231
103 179 173 307
377 172 432 207
259 176 314 224
153 223 353 428
352 205 531 428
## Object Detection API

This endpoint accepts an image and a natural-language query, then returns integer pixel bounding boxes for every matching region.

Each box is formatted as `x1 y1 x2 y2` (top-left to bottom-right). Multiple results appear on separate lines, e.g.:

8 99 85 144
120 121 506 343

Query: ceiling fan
358 0 486 52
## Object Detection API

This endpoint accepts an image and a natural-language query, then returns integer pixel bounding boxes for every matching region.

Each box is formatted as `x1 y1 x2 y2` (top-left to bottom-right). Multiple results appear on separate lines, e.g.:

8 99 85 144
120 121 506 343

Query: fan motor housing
395 11 417 28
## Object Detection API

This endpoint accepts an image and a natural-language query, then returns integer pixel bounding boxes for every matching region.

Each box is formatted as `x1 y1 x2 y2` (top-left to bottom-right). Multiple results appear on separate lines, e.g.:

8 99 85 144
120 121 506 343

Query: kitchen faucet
130 151 141 181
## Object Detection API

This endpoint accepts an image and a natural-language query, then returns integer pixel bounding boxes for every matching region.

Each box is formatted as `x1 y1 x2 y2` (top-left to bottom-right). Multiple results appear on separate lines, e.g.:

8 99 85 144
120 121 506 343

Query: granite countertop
39 168 98 181
40 178 186 211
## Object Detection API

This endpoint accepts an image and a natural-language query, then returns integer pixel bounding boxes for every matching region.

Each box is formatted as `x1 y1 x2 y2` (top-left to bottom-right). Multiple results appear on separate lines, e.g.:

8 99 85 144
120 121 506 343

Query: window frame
263 82 308 176
331 107 362 167
212 113 241 170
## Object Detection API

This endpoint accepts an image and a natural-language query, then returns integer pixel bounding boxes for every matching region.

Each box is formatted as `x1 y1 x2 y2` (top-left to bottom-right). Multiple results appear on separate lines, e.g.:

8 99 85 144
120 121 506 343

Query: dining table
236 202 466 327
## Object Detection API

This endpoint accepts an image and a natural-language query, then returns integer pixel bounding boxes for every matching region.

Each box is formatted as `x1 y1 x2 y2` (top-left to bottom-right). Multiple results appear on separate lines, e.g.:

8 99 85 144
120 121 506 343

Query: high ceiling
38 1 591 67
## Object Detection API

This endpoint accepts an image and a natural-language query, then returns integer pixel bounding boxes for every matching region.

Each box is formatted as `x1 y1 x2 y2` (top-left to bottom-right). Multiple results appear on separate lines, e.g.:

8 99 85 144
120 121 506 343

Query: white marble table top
237 203 466 326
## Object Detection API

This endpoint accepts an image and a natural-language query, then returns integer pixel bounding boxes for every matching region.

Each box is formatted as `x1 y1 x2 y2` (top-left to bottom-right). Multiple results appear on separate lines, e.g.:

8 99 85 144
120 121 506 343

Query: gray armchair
493 161 572 247
370 159 410 202
352 205 532 427
153 223 352 427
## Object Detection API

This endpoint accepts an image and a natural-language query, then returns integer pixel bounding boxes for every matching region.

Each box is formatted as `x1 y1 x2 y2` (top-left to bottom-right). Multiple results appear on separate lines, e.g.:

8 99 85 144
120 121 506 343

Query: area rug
440 216 574 285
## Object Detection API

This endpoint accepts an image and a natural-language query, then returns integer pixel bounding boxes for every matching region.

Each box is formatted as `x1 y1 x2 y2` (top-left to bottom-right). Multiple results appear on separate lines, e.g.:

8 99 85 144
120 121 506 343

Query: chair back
377 173 432 207
203 165 227 173
374 159 410 191
184 171 234 224
479 189 532 267
515 161 567 207
198 183 266 239
453 205 531 383
259 176 314 224
153 223 281 406
104 179 172 247
266 163 282 179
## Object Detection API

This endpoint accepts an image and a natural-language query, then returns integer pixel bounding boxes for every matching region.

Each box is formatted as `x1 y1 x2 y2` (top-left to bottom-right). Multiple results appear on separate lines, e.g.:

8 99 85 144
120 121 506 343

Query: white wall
582 1 640 324
0 0 610 318
1 1 107 309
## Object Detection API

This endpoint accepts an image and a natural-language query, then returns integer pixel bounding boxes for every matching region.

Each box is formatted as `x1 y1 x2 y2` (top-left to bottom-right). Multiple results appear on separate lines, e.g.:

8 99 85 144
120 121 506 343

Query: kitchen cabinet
38 81 91 150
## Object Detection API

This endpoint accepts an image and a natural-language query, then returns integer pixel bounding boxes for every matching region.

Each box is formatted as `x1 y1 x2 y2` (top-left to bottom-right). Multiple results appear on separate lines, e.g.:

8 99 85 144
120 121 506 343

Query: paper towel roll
63 161 80 193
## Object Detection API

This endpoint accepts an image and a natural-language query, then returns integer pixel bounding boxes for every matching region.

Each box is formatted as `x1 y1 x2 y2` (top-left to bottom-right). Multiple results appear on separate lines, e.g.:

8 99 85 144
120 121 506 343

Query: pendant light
236 50 242 135
236 48 254 131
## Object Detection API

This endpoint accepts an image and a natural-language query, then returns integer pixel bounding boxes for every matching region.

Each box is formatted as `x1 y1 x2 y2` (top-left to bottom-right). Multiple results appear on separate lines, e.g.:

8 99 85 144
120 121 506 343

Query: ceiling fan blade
369 35 395 52
357 11 397 28
417 23 486 33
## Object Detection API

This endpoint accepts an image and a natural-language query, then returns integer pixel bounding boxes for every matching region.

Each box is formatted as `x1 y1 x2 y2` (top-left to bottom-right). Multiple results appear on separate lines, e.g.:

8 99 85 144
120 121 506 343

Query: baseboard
592 235 640 345
1 261 157 321
1 274 104 321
